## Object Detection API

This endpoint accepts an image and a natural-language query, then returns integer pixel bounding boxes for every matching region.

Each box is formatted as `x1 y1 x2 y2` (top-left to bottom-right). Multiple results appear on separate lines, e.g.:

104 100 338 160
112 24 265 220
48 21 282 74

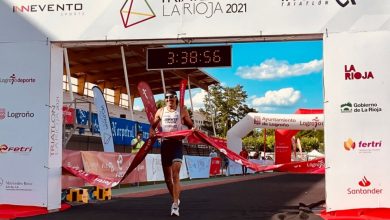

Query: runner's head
165 89 178 106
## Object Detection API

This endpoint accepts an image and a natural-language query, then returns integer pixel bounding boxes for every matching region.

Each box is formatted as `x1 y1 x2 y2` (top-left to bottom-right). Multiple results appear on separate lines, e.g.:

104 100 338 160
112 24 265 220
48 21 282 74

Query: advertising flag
92 86 115 152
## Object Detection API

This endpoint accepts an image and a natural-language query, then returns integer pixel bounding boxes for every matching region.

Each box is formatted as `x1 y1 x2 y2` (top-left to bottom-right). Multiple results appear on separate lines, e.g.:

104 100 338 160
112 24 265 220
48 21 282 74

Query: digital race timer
146 45 231 70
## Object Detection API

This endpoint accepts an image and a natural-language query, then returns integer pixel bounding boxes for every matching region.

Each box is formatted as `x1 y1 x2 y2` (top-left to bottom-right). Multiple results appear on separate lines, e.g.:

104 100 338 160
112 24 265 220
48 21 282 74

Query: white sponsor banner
227 159 242 175
324 31 390 211
0 42 52 207
247 159 274 174
2 0 390 41
145 154 188 182
92 86 115 152
47 45 63 210
185 156 211 179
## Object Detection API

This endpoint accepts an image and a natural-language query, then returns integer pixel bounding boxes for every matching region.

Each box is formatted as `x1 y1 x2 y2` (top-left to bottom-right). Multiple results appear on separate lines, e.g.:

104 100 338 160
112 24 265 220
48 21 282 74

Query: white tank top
161 107 182 132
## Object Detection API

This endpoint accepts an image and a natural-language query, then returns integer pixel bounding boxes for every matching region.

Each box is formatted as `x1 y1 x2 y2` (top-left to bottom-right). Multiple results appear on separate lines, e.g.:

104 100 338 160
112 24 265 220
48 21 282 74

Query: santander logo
358 176 371 187
347 176 383 195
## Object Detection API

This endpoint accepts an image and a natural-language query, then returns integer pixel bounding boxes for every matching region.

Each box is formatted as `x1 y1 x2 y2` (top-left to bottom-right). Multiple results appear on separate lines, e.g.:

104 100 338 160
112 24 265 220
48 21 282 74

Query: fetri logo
358 176 371 187
0 144 33 153
336 0 356 7
121 0 156 28
345 65 374 80
344 138 382 151
344 138 356 151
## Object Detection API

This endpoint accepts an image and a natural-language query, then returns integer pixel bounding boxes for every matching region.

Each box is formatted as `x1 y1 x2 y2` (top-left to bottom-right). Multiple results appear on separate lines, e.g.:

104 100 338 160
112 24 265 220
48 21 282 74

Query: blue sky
134 40 324 114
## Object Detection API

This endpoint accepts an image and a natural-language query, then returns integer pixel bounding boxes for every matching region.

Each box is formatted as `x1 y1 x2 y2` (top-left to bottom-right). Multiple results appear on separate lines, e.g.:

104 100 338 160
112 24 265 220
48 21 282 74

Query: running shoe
171 203 179 216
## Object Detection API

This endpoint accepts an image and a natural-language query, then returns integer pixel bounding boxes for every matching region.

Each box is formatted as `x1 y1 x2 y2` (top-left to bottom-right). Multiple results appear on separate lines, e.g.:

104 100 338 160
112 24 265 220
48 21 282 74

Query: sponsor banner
324 32 390 211
92 86 115 152
62 106 75 125
275 158 325 174
2 0 390 41
247 159 275 174
228 112 323 153
64 131 328 188
137 81 158 125
75 109 159 147
62 150 85 189
81 151 147 184
185 155 211 179
0 42 51 207
62 165 120 189
47 45 63 210
179 79 187 111
227 159 243 175
274 130 292 165
145 154 188 182
210 157 222 176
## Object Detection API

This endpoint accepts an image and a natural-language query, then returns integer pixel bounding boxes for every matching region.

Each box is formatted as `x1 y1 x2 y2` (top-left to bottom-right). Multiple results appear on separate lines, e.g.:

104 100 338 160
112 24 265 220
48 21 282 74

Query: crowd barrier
62 150 275 189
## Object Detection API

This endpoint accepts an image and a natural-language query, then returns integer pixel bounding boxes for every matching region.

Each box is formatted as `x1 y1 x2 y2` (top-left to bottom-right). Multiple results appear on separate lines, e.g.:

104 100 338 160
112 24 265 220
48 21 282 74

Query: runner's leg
171 161 182 205
162 165 173 199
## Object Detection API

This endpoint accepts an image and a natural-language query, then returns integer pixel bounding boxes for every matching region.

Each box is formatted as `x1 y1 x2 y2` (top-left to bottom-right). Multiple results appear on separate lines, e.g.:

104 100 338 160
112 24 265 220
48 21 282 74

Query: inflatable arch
227 109 324 163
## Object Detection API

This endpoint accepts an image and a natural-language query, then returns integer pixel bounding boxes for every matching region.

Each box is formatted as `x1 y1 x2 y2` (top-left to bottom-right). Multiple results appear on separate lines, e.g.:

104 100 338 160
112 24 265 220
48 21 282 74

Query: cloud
236 58 323 80
251 87 301 108
133 105 142 111
184 89 207 111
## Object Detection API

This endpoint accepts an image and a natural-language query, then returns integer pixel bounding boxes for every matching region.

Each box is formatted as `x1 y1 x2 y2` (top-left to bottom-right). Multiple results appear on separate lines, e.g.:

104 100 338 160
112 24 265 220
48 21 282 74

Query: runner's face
165 94 177 108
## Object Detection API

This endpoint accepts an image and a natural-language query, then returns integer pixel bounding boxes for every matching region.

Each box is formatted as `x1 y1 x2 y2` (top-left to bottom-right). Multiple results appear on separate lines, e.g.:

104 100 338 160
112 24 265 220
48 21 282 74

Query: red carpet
321 208 390 220
0 203 71 219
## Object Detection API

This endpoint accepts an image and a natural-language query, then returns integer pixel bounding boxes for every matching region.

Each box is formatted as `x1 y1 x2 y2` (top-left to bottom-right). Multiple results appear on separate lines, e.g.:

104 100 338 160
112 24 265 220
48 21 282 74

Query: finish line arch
1 0 389 214
227 111 324 159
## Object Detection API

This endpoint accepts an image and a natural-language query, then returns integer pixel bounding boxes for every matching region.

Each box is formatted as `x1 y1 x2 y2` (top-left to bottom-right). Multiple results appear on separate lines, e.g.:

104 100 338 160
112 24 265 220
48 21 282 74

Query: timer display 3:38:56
147 45 231 70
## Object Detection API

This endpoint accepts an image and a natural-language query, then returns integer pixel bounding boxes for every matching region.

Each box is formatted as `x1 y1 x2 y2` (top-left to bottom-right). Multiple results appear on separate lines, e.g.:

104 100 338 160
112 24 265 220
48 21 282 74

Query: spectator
131 131 144 154
221 154 229 176
209 148 218 158
239 147 249 175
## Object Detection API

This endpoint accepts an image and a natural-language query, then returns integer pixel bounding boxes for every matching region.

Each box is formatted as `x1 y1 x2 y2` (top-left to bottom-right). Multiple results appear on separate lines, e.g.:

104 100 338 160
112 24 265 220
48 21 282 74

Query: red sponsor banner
210 157 221 176
62 106 75 125
62 150 85 189
275 157 325 174
120 137 156 182
274 108 324 164
179 79 187 110
81 151 147 184
63 165 120 189
137 81 157 125
65 130 316 188
274 130 293 165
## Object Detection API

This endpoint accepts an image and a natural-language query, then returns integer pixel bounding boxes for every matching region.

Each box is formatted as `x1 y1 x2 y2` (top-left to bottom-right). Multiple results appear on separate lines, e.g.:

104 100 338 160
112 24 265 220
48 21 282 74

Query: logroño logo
336 0 356 7
0 108 35 120
344 65 374 80
121 0 156 28
0 109 5 120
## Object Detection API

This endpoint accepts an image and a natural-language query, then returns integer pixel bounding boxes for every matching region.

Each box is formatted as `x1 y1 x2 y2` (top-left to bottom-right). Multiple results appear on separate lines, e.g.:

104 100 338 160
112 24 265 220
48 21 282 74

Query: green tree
201 84 256 137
